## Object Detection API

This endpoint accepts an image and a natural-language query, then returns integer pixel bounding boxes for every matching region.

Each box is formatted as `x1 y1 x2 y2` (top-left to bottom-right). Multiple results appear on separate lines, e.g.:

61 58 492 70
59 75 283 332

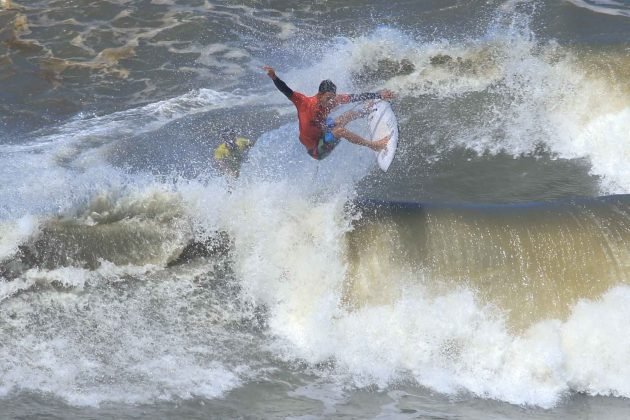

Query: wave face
4 186 630 408
348 197 630 326
1 0 630 415
220 192 630 408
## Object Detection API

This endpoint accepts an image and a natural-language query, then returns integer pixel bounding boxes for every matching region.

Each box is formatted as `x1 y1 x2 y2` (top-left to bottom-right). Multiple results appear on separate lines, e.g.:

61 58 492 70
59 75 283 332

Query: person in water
264 66 395 160
213 128 253 178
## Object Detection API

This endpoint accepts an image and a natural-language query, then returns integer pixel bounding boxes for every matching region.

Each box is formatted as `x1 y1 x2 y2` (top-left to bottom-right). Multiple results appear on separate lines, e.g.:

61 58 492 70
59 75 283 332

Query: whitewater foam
0 256 250 406
0 215 39 262
243 227 630 408
557 107 630 194
1 150 629 408
211 179 630 407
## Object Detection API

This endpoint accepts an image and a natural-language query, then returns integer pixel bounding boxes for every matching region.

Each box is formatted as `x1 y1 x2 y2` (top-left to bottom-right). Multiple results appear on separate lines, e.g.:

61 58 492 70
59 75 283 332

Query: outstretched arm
264 66 293 100
337 89 396 105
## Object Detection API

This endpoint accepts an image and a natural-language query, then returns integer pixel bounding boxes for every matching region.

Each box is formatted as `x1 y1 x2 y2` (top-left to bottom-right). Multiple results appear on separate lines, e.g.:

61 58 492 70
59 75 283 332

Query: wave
281 22 630 194
0 258 248 406
1 5 630 409
348 196 630 327
227 189 630 408
0 87 273 224
2 168 630 408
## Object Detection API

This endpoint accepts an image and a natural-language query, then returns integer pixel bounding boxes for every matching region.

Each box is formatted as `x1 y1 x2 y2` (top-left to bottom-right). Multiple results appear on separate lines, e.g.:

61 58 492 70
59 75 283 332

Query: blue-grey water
1 0 630 418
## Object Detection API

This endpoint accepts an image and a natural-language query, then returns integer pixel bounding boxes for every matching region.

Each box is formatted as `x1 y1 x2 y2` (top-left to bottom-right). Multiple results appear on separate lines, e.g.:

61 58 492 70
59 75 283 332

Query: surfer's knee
333 116 344 127
335 110 360 128
332 126 346 138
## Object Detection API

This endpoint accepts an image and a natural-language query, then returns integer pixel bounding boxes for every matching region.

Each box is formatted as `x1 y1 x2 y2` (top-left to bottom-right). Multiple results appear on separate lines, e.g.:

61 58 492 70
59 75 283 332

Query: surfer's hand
379 89 396 100
263 66 277 80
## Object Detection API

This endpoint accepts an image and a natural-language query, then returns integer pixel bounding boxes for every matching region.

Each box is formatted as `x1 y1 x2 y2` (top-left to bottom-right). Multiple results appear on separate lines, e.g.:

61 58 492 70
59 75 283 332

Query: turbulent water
1 0 630 418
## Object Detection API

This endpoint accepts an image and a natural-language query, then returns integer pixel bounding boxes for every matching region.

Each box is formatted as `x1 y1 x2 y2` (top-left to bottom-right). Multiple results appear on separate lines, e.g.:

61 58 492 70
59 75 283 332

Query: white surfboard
367 100 398 172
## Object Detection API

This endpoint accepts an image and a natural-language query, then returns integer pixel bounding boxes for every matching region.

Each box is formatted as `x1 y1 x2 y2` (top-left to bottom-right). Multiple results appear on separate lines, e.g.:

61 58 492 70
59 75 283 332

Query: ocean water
1 0 630 418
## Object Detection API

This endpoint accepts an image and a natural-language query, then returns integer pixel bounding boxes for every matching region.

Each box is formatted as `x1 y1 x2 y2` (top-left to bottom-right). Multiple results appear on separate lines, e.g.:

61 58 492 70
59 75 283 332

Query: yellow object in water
214 137 252 176
214 137 251 160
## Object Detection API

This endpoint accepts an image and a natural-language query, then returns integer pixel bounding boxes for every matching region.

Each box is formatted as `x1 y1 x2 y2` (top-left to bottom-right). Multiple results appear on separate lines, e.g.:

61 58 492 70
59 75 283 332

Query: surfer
213 128 253 178
264 66 395 160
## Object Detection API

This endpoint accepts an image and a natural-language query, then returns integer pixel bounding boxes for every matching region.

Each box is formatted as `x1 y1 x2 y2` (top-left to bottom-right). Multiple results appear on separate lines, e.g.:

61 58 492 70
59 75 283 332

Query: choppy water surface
1 0 630 418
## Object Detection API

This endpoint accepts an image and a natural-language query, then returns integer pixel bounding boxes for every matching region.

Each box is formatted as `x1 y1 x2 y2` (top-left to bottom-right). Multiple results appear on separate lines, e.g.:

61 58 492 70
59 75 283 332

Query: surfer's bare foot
372 135 390 151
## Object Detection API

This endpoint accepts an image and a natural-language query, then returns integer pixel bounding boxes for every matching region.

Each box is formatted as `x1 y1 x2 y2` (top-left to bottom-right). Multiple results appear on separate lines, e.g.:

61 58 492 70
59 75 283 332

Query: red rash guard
271 76 381 153
290 92 351 151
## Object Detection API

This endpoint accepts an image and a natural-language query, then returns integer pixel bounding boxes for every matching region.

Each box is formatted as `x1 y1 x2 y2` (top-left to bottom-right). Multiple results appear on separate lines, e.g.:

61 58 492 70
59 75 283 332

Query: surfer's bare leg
333 127 389 151
334 110 362 128
334 101 376 128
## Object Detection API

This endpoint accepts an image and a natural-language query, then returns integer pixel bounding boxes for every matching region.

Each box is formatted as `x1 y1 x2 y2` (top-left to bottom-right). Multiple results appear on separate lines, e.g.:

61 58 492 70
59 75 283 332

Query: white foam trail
17 88 261 154
0 152 146 220
0 277 34 301
0 87 267 221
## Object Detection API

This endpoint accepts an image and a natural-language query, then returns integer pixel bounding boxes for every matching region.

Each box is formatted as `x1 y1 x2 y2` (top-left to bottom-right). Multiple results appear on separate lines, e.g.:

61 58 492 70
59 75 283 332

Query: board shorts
307 117 340 160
